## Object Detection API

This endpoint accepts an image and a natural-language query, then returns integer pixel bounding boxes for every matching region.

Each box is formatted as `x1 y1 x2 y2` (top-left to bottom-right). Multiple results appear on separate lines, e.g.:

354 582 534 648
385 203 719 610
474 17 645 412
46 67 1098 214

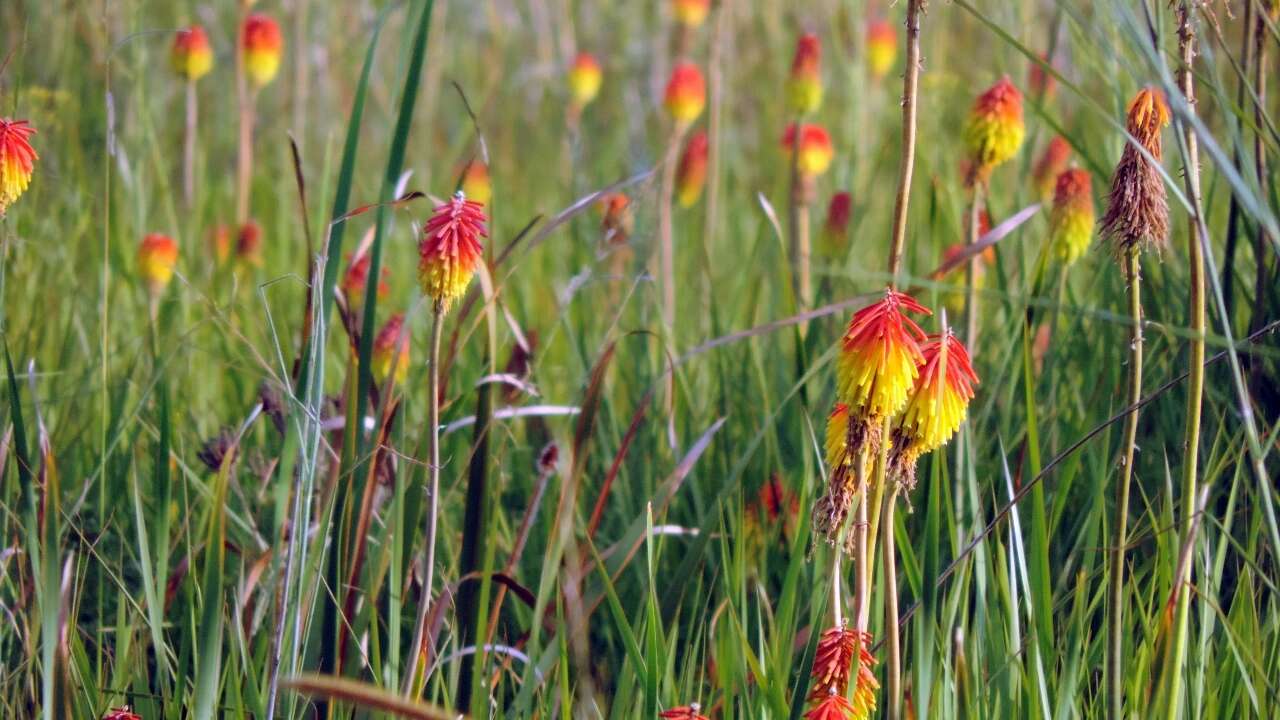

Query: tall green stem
882 485 902 720
1166 7 1206 716
1108 246 1143 719
403 307 444 696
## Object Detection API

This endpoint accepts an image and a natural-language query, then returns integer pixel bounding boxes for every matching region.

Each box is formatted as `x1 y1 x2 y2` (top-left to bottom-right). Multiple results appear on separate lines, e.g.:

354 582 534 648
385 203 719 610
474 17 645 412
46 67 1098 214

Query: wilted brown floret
1101 88 1170 254
197 428 236 472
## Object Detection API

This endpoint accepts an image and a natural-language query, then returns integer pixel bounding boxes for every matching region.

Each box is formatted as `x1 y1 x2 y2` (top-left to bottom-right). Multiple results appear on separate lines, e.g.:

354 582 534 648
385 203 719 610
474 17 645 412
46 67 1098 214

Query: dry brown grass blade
283 674 460 719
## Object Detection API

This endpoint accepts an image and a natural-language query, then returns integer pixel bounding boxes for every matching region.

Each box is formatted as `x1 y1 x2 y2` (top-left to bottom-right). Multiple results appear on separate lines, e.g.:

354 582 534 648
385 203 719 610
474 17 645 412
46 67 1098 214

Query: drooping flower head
963 76 1025 184
372 313 411 385
820 191 852 256
836 288 931 438
676 130 709 208
418 192 487 313
1031 136 1072 200
1101 87 1169 254
1049 168 1095 266
782 123 834 178
664 63 707 125
340 250 390 313
891 330 978 489
807 625 879 720
788 33 824 114
236 221 263 266
0 119 37 215
599 192 634 245
659 704 709 720
672 0 711 28
243 14 283 88
460 159 492 206
865 19 897 81
172 26 214 81
568 52 603 109
137 233 179 297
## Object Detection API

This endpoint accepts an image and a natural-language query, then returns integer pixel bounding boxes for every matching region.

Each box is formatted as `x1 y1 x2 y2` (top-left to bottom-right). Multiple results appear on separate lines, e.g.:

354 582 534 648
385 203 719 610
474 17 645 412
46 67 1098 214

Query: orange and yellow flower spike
236 221 263 267
1101 87 1170 254
891 329 978 488
806 625 879 720
676 131 709 208
672 0 711 28
418 192 487 313
0 119 37 216
460 159 492 206
599 192 634 245
243 14 283 88
372 313 411 385
172 26 214 81
1031 136 1071 200
340 251 390 313
865 19 897 81
1049 168 1095 266
137 233 179 297
782 123 835 178
836 288 931 436
568 52 603 109
787 33 823 114
820 191 852 256
963 76 1025 184
664 62 707 126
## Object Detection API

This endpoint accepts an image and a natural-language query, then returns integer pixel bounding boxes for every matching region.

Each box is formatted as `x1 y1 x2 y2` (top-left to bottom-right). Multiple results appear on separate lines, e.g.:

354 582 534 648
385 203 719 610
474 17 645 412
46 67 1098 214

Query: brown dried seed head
1101 87 1170 254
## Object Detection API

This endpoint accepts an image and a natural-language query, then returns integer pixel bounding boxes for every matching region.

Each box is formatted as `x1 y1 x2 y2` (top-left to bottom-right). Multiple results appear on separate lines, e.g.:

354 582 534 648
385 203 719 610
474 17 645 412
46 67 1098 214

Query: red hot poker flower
676 131 709 207
788 33 823 113
836 288 931 434
418 193 488 312
0 119 38 215
243 14 284 87
172 26 214 81
659 704 709 720
664 63 707 124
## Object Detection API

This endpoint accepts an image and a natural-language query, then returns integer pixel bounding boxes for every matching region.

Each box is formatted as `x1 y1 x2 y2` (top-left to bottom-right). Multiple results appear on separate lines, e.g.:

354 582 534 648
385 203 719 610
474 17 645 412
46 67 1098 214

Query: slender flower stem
183 80 197 208
788 113 812 315
853 445 872 632
965 183 985 348
886 0 924 284
235 5 252 223
658 122 686 332
831 541 844 627
404 307 444 696
1166 6 1206 715
882 484 902 720
1108 246 1143 719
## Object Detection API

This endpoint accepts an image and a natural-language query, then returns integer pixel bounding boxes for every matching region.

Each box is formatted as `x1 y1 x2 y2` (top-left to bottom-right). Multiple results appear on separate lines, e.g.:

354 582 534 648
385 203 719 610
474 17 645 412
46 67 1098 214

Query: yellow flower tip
664 63 707 124
1050 168 1095 266
172 25 214 81
865 19 897 80
372 313 411 385
676 131 709 207
671 0 711 28
418 193 488 313
895 330 979 475
568 52 603 108
782 123 834 178
0 118 37 216
836 288 931 426
964 75 1026 179
460 159 492 206
137 233 179 296
824 403 851 472
787 33 823 114
243 14 283 88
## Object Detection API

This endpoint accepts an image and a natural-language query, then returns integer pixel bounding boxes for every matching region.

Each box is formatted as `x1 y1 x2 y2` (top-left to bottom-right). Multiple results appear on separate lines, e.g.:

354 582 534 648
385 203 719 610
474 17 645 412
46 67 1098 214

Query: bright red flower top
418 193 487 312
0 119 37 215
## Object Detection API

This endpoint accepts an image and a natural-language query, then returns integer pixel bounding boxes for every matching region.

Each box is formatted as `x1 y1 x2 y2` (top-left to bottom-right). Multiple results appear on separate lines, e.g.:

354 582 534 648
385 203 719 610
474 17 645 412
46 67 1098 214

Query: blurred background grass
1 0 1278 717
